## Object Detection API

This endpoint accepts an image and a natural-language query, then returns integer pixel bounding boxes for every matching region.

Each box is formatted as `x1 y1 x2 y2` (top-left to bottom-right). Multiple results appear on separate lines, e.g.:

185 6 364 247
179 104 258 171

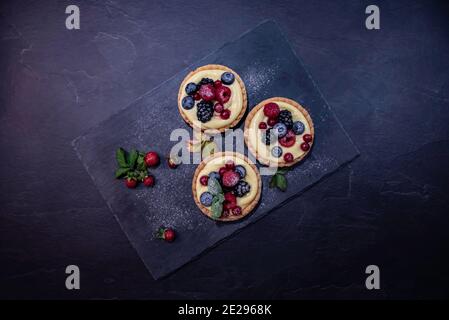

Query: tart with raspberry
244 97 314 167
192 152 261 221
178 65 247 132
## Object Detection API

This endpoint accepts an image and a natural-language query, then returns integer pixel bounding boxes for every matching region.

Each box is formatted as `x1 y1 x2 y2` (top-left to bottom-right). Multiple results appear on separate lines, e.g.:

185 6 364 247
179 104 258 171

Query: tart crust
244 97 314 167
178 64 248 132
192 152 261 222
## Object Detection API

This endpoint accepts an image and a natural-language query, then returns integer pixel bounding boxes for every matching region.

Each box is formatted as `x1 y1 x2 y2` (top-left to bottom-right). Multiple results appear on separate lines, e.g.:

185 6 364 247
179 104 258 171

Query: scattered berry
258 122 267 129
219 167 227 176
156 227 176 242
214 103 224 113
272 123 288 138
199 84 215 101
222 170 240 188
200 191 214 207
263 102 280 119
163 228 176 242
200 78 214 85
271 146 283 158
221 72 235 85
215 85 231 104
197 100 214 123
234 180 250 197
220 109 231 120
126 178 137 188
185 82 198 95
284 152 294 163
303 134 313 143
214 80 222 88
199 175 209 186
209 171 221 182
225 160 235 170
144 152 160 167
167 157 178 169
234 165 246 178
143 175 155 187
181 96 195 110
300 142 310 151
292 121 305 135
194 92 201 100
278 110 293 128
232 206 242 216
267 118 278 127
279 130 296 148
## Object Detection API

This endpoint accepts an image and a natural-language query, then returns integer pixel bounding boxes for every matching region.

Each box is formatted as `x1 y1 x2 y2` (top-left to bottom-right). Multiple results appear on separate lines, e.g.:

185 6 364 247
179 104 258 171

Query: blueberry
235 165 246 178
200 192 214 207
272 123 287 138
221 72 235 85
271 146 283 158
208 171 221 182
182 96 195 110
292 121 305 135
185 82 198 95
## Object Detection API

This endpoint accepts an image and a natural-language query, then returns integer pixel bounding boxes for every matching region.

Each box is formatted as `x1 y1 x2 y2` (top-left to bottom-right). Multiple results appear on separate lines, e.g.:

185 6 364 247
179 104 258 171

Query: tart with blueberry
244 97 314 167
192 152 261 221
178 65 247 132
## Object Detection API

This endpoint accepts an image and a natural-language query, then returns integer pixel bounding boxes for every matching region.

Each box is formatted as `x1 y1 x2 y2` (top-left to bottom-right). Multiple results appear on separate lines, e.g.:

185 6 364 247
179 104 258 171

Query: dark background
1 0 448 299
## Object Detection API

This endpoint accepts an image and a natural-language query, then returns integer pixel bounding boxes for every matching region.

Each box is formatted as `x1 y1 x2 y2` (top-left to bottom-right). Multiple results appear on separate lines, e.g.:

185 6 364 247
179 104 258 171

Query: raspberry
222 170 240 188
199 84 215 101
263 102 280 119
215 86 231 104
232 206 242 216
214 103 224 113
279 130 296 148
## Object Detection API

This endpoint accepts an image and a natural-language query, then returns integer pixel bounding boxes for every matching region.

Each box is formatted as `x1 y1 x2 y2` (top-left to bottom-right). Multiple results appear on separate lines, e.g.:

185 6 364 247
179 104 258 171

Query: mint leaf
208 177 222 195
277 167 290 175
128 149 138 169
215 193 225 204
269 175 277 188
136 154 146 171
275 174 287 191
115 167 130 179
211 200 223 219
116 148 128 168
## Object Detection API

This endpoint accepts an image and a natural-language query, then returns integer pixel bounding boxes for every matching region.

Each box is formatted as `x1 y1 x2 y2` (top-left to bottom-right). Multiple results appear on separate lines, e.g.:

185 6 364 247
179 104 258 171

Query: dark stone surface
1 0 448 299
73 21 358 279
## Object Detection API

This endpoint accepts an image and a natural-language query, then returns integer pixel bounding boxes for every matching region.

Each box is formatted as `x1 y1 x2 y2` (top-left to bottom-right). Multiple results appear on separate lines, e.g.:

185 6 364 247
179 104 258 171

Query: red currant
267 118 277 127
303 134 313 143
300 142 310 151
258 122 267 129
220 109 231 120
283 153 294 163
199 175 209 186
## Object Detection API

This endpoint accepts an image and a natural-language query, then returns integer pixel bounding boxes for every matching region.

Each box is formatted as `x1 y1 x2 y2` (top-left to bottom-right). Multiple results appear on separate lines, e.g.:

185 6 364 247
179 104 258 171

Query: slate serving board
73 20 359 279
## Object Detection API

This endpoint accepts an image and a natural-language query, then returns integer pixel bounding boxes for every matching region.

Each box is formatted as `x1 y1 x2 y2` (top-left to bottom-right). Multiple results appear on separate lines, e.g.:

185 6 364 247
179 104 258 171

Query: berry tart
192 152 261 221
178 65 247 132
244 97 314 167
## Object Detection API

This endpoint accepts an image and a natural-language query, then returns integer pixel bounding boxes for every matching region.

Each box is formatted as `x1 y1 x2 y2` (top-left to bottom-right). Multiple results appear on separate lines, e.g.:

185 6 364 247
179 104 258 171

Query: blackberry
263 128 275 145
278 110 293 129
233 180 251 197
197 100 214 123
200 78 214 85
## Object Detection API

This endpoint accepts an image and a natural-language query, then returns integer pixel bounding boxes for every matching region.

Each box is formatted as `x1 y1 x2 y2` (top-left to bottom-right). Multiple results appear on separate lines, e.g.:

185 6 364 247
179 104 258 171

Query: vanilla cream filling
179 70 243 129
195 155 258 209
248 101 311 164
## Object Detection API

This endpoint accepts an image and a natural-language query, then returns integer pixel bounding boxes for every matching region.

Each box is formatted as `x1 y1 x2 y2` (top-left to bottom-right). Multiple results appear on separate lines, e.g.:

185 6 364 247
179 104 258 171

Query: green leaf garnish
128 149 138 169
269 167 289 192
116 148 128 168
211 198 223 219
207 177 222 195
115 167 130 179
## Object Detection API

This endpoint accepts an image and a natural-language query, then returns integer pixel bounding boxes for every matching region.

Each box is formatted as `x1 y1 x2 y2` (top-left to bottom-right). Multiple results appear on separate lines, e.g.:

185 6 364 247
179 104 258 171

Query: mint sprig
269 167 289 192
115 147 148 181
207 178 224 219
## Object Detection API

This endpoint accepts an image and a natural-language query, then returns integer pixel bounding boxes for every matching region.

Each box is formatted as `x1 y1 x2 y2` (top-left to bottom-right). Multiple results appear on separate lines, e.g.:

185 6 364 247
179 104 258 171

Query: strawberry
156 227 176 242
199 84 215 101
144 151 160 167
215 85 231 104
126 178 137 188
222 170 240 188
263 102 280 119
143 175 155 187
